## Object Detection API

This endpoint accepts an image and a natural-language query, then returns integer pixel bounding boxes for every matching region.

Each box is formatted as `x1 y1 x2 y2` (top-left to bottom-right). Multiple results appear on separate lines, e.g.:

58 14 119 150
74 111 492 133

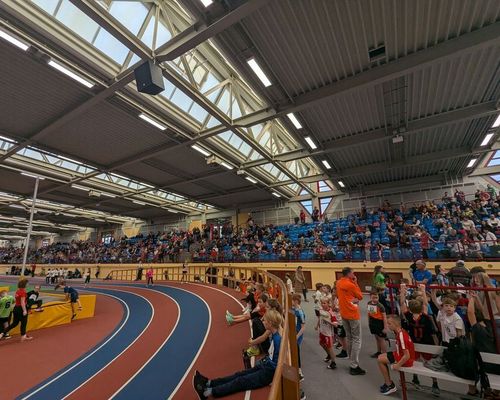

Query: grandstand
0 1 499 400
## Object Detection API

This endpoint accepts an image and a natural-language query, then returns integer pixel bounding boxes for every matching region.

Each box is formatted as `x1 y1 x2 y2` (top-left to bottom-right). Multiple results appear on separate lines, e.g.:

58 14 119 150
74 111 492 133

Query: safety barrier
108 265 300 400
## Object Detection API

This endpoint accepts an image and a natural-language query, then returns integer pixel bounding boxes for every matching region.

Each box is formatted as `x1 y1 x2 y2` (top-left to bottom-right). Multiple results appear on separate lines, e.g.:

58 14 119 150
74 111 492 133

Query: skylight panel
481 133 494 147
200 0 214 8
48 60 94 88
247 58 271 87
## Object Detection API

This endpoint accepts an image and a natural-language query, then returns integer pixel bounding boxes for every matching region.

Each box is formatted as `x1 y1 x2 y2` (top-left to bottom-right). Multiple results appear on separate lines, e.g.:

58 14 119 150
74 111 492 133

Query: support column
21 176 40 276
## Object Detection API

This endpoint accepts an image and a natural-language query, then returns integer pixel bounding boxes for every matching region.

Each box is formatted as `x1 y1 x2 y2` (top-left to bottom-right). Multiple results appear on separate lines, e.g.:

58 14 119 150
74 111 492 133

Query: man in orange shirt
336 267 365 375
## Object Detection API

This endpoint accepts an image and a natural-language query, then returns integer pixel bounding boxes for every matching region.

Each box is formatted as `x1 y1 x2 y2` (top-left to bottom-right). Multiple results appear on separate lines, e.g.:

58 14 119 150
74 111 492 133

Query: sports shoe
225 314 233 325
192 371 207 400
336 350 348 358
370 351 381 358
300 390 306 400
411 376 422 390
3 334 11 340
381 382 397 395
327 361 337 370
34 308 44 312
21 335 33 342
349 366 366 375
71 314 77 320
299 372 304 382
323 355 331 362
246 346 261 357
431 384 440 396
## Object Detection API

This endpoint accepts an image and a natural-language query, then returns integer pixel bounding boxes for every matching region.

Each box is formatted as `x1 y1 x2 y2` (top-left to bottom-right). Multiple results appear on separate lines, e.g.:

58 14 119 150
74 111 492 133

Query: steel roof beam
241 101 500 169
155 0 271 62
233 23 500 128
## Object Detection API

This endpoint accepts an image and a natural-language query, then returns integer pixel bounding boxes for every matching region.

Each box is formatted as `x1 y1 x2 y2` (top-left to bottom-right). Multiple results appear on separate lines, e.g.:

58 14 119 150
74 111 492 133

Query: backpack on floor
443 336 490 393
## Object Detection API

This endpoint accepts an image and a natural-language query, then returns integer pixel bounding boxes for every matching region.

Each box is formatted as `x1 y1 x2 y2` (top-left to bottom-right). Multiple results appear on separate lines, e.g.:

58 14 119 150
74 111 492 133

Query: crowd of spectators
1 187 499 265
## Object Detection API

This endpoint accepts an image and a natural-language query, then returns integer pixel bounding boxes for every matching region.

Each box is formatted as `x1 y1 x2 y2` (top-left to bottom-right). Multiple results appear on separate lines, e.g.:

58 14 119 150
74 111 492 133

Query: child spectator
0 290 14 339
285 273 294 294
193 309 282 398
400 284 440 394
55 280 82 320
0 278 33 341
292 294 306 381
227 294 268 325
430 293 464 343
313 282 323 323
26 285 43 312
332 291 348 358
377 314 415 395
84 268 91 287
318 298 338 370
367 290 388 358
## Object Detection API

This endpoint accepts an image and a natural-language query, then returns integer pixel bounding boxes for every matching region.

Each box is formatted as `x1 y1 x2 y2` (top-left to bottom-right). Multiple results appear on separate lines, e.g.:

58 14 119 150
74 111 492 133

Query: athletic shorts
369 318 386 337
70 294 79 303
319 333 334 349
387 351 413 367
334 325 346 338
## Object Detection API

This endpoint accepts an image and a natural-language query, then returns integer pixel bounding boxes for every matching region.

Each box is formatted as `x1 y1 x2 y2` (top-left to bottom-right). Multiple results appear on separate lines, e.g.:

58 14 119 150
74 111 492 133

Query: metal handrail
108 265 297 400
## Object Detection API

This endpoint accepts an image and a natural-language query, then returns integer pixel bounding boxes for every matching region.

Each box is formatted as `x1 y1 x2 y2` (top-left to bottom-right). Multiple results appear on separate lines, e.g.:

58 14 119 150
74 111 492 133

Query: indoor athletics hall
0 1 499 400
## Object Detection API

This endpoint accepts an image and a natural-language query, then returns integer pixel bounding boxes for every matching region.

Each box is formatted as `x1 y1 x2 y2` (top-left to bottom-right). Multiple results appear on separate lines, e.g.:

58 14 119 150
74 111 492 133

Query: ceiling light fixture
0 29 29 51
220 161 234 170
100 192 116 198
199 0 213 6
138 113 167 131
132 200 146 205
338 181 345 188
322 160 332 169
247 57 272 87
304 136 317 150
245 176 257 184
287 113 302 129
272 192 281 198
48 60 94 88
467 158 477 168
71 184 90 191
493 114 500 128
21 172 46 180
481 133 494 147
191 144 211 157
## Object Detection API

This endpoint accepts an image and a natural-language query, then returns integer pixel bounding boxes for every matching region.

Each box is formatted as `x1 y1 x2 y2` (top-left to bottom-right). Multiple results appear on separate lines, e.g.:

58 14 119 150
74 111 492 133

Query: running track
1 279 269 400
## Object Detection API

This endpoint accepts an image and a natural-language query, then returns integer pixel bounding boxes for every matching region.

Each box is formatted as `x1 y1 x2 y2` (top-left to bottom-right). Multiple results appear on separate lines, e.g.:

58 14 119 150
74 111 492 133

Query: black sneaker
349 366 366 375
323 355 331 362
327 361 337 369
195 370 208 388
370 352 381 358
336 350 348 358
299 372 304 382
192 371 207 400
300 390 306 400
381 382 397 395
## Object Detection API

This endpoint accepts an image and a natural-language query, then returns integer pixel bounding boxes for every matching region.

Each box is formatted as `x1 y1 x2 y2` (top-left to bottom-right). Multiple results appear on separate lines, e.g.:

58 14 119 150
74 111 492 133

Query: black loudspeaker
134 60 164 95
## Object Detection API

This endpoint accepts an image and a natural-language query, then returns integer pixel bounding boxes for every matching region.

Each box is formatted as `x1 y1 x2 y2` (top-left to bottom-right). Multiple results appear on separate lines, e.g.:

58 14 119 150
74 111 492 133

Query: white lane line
175 283 254 400
153 284 212 400
108 289 181 399
20 292 130 400
59 288 155 400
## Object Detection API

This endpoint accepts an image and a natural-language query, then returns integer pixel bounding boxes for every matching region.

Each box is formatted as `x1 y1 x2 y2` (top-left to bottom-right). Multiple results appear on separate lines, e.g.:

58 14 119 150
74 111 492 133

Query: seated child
227 294 267 326
377 314 415 395
193 310 282 399
430 292 464 344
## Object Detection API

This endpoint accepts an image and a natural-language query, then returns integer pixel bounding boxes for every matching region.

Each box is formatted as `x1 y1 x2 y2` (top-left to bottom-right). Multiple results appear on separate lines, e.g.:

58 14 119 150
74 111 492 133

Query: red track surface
0 294 123 400
67 286 179 400
3 282 270 400
169 283 269 400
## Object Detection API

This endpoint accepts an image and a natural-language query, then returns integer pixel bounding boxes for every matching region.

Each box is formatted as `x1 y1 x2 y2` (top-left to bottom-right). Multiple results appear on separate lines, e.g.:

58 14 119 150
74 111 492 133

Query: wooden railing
108 265 300 400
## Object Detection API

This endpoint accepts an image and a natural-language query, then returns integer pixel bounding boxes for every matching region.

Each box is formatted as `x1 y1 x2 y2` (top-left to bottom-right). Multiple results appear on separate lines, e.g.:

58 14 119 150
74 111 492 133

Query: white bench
397 343 500 400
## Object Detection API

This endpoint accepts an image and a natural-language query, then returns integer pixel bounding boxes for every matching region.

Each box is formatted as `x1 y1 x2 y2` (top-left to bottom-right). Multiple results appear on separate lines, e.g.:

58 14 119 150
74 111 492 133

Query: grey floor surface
299 292 470 400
